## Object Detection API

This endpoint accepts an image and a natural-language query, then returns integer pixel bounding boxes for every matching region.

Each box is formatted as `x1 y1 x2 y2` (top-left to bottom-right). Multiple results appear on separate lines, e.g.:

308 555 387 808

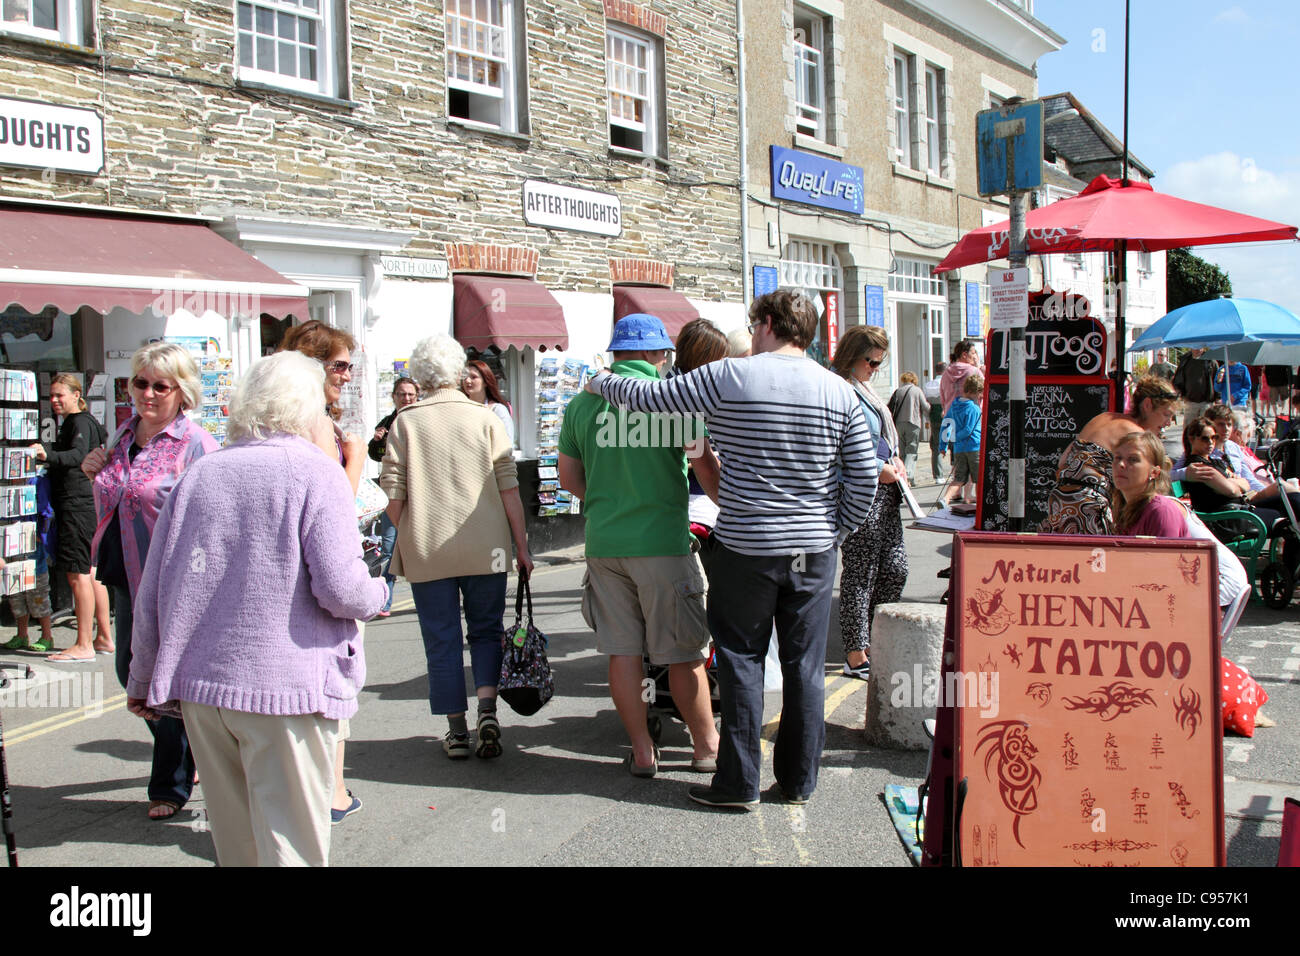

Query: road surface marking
5 694 128 746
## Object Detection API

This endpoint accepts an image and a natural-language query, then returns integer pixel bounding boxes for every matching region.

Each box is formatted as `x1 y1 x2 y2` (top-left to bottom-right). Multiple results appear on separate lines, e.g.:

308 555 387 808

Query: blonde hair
131 342 203 411
899 371 918 385
1111 431 1171 533
963 373 985 397
49 373 87 411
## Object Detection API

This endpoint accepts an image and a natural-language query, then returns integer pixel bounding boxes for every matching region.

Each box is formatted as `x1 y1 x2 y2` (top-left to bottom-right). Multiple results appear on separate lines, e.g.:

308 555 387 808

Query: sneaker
443 731 471 760
330 791 362 825
475 712 502 759
765 783 810 805
688 785 759 812
842 659 870 681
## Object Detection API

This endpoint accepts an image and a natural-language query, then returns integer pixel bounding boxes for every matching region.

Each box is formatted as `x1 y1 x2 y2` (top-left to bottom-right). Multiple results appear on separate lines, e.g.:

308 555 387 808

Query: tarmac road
0 472 1292 867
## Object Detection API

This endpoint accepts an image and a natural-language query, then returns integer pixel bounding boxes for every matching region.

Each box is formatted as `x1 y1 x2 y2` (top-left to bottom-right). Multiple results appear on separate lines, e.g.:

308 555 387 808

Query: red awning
0 206 308 318
612 285 700 340
453 274 569 351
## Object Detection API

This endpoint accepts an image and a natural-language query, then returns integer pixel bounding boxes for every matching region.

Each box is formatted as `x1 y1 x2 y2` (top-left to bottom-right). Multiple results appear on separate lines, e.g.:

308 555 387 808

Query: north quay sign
522 179 622 237
0 96 104 175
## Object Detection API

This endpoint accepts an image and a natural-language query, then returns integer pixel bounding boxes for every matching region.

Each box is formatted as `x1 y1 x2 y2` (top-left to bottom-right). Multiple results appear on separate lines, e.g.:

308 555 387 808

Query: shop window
445 0 529 133
793 6 827 141
1 0 91 46
236 0 346 98
779 239 842 368
0 306 78 371
606 24 664 160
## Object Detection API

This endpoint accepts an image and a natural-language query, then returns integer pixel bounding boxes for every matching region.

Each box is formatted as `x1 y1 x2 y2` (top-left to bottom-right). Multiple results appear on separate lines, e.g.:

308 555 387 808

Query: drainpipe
737 0 751 311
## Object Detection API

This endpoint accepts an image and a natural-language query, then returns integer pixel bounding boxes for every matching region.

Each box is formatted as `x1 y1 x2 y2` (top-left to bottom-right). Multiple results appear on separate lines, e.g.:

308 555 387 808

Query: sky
1034 0 1300 313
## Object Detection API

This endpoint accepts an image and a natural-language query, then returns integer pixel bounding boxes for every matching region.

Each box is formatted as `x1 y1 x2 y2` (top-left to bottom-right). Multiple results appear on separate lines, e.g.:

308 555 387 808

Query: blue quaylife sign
770 146 864 215
864 285 885 327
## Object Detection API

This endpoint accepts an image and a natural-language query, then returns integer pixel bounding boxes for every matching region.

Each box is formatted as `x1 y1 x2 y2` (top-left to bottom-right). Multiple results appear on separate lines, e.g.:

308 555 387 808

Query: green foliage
1167 247 1232 312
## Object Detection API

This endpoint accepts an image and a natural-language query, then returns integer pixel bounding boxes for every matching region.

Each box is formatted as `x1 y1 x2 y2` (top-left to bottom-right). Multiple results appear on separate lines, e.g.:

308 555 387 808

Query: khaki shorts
952 450 980 484
581 555 710 665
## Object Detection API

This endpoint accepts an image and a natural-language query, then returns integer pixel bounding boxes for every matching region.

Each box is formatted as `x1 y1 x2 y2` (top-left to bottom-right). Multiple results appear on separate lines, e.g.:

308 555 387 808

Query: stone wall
0 0 743 299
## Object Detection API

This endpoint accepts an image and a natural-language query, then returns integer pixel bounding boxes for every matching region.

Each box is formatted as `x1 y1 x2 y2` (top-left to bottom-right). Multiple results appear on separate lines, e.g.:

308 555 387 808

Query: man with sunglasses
585 291 878 809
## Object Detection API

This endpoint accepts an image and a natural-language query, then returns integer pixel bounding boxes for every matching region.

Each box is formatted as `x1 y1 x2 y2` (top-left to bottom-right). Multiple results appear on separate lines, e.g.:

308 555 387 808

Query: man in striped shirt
587 290 878 809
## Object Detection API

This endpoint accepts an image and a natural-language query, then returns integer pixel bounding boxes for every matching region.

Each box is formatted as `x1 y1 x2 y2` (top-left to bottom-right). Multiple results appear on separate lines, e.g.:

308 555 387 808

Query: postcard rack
0 367 40 596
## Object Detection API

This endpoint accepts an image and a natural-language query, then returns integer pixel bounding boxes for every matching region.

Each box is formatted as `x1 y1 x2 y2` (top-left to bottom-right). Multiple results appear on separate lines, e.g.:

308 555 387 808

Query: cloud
1212 6 1251 24
1160 152 1300 312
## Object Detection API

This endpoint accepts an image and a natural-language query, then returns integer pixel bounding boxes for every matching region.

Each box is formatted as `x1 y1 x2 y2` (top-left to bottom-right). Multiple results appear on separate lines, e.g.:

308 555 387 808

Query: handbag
497 573 554 716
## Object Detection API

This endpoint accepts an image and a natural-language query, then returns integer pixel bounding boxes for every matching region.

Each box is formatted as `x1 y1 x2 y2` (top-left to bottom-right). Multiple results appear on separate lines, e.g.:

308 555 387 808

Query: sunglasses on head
131 377 175 395
325 361 354 374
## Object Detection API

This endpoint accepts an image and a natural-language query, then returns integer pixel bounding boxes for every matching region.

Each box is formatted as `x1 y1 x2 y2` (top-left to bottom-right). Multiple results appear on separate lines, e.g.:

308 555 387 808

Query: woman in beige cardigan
380 335 533 760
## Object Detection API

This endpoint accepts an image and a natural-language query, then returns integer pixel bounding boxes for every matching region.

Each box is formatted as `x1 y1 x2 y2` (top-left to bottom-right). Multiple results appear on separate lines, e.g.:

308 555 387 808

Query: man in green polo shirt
558 313 720 778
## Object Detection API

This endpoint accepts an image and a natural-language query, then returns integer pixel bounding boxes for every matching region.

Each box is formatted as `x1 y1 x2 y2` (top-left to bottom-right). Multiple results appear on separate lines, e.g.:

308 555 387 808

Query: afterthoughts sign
952 533 1224 867
0 96 103 175
522 179 622 237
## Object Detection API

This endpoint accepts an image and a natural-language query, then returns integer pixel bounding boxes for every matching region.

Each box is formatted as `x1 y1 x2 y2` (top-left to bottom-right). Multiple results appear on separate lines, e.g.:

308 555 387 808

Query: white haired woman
127 351 388 866
380 334 532 760
80 342 219 819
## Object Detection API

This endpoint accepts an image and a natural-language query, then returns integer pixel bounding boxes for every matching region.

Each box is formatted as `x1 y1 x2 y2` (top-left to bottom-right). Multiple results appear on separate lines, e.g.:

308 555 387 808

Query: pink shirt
1125 495 1191 538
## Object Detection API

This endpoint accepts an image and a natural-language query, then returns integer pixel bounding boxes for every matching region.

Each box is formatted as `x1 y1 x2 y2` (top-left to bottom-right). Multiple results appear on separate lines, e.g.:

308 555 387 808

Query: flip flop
93 645 115 655
46 651 95 663
148 800 180 821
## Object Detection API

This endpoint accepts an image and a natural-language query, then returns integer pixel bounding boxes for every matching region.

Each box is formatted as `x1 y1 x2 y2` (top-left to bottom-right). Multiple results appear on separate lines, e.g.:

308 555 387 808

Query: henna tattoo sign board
952 532 1225 867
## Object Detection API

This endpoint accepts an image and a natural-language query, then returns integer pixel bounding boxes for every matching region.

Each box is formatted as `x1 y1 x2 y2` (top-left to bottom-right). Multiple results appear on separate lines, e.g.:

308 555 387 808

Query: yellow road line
5 695 127 746
2 689 125 734
822 678 865 721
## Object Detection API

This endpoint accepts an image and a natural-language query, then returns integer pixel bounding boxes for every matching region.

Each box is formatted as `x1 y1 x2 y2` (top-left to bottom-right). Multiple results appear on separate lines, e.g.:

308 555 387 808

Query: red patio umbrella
935 174 1298 408
937 174 1297 269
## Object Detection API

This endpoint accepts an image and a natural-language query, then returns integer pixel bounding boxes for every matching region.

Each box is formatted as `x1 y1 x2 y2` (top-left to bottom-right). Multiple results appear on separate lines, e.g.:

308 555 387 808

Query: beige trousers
182 702 339 867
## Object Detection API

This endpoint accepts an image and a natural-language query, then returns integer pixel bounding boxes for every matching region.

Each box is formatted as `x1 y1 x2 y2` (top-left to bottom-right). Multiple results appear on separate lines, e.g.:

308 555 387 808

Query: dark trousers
113 585 196 806
928 401 946 480
705 541 837 800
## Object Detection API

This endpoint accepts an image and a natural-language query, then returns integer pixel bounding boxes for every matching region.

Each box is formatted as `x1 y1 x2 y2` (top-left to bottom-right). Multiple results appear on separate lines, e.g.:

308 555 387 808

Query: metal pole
1122 0 1131 187
1115 239 1127 410
1008 190 1028 531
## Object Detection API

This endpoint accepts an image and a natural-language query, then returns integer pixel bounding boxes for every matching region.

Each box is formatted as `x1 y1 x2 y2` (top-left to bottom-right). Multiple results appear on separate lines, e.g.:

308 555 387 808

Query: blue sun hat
608 313 672 351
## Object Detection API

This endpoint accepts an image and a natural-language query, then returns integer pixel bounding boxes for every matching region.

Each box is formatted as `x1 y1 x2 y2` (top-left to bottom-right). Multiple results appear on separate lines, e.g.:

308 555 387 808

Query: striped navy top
593 353 879 556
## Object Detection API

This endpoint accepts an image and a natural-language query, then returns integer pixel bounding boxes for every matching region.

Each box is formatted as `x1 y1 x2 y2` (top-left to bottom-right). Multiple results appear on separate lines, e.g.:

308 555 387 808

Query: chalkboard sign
978 380 1113 531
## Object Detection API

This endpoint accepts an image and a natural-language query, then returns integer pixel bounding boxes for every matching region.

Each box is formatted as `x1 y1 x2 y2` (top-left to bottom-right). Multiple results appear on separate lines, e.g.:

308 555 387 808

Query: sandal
29 637 51 653
148 800 180 820
2 635 28 651
47 651 95 663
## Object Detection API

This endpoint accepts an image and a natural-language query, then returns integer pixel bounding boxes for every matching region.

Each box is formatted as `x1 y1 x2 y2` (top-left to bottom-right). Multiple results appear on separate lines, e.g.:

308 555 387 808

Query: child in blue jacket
941 373 983 505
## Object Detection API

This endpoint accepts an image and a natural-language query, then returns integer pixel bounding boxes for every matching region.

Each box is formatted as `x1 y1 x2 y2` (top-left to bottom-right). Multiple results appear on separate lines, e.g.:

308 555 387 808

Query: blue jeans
113 585 196 807
410 574 507 715
378 513 398 611
704 541 836 801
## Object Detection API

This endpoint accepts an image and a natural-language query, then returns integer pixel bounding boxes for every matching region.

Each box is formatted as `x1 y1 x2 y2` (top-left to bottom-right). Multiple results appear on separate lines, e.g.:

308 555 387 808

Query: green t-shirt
558 360 704 557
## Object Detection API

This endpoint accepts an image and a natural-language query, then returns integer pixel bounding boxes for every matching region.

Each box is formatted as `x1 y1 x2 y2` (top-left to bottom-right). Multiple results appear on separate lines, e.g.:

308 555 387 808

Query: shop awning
613 285 700 340
0 206 309 318
453 274 569 351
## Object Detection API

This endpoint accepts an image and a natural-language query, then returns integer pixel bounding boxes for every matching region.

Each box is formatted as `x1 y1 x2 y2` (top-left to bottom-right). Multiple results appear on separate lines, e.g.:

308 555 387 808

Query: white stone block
863 601 946 751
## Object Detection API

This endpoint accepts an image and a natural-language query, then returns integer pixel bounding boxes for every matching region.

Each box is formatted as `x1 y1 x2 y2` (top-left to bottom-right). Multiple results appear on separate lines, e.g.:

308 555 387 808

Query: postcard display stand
534 357 588 517
0 369 41 597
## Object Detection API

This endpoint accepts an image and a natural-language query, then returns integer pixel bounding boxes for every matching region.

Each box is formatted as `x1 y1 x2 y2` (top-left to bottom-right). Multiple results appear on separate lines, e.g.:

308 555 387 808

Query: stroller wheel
1259 564 1294 609
647 715 663 743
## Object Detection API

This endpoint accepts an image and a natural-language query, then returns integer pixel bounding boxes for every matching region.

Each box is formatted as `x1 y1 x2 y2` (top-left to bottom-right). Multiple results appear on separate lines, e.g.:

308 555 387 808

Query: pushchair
645 644 722 744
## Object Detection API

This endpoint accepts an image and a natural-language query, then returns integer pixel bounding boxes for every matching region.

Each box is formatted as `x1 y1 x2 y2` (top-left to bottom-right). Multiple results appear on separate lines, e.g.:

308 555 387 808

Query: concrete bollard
863 602 946 751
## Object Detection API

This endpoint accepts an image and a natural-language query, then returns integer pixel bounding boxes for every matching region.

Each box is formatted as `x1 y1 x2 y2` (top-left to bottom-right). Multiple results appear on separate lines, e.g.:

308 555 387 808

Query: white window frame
793 6 826 141
924 64 943 175
889 257 946 299
236 0 338 98
1 0 84 44
445 0 524 132
892 50 910 166
606 24 661 159
779 239 841 292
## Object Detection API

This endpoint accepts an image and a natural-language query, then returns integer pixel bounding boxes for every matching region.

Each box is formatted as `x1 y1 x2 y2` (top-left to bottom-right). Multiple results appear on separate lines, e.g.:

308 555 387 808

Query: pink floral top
91 414 220 598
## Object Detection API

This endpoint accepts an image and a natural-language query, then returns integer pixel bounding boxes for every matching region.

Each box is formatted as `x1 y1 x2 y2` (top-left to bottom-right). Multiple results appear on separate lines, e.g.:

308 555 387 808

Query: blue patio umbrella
1128 297 1300 352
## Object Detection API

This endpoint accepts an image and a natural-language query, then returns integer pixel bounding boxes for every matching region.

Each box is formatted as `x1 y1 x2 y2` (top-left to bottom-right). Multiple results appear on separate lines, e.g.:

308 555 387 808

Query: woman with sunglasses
31 373 112 661
278 319 368 824
831 325 907 680
80 342 219 819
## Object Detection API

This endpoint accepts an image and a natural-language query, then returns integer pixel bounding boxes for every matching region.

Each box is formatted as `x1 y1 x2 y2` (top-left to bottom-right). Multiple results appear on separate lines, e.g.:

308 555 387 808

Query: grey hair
408 334 467 391
131 341 203 411
726 327 752 358
226 351 326 443
1232 410 1249 431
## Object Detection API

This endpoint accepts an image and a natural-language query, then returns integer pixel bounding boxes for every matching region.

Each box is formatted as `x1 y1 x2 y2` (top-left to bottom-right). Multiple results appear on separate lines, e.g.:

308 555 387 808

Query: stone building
0 0 745 489
741 0 1064 389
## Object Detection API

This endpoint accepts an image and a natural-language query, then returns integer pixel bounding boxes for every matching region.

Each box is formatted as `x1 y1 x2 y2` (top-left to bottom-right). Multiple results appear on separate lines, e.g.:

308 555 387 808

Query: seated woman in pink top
1111 430 1250 640
127 351 388 866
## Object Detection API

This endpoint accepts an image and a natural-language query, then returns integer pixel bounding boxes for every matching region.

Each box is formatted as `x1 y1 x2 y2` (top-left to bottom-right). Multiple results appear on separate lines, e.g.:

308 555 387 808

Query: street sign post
974 100 1044 531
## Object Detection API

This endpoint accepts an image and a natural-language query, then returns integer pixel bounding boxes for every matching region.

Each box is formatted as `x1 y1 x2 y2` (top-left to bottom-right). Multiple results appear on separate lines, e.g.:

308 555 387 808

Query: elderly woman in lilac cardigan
127 352 388 867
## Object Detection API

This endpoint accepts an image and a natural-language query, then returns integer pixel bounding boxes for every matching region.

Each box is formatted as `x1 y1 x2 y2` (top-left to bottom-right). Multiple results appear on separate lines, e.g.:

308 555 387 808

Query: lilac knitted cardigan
127 434 388 720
